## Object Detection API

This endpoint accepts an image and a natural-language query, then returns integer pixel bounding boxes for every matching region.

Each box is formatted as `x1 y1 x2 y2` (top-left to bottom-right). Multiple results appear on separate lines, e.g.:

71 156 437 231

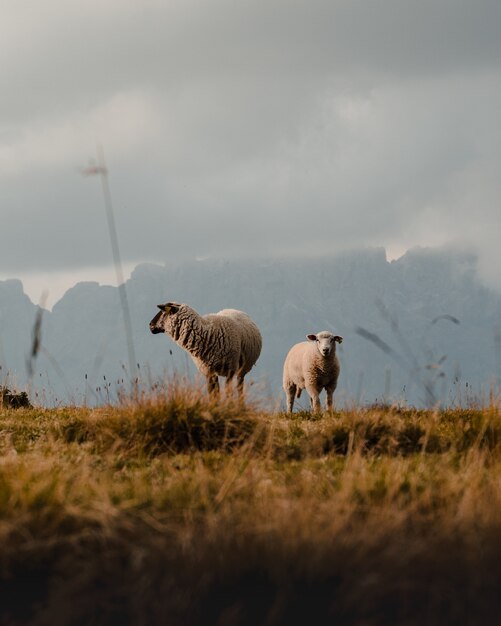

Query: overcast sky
1 0 501 306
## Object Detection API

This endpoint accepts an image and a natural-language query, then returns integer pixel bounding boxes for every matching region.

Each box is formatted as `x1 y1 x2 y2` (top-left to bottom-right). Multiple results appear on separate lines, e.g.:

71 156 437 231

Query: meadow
1 383 501 625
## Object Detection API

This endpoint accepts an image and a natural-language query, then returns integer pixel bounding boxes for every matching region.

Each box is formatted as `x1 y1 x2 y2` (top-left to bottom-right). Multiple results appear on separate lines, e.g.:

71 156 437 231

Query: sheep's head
149 302 182 334
307 331 343 357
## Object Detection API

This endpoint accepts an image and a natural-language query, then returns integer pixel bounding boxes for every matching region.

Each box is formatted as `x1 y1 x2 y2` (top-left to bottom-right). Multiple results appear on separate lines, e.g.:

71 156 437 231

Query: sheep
149 302 262 395
283 331 342 412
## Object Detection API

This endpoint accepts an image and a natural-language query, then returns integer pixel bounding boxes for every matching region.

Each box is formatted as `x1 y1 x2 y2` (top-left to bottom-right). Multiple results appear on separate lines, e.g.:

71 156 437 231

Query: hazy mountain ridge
1 248 500 407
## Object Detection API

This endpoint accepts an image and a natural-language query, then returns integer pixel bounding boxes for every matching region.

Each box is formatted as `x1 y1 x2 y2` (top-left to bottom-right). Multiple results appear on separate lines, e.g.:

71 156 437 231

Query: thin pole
88 146 137 386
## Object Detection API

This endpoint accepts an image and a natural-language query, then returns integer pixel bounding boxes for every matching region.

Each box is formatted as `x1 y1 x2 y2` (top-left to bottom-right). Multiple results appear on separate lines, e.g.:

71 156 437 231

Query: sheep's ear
334 335 343 344
157 303 180 314
307 334 317 341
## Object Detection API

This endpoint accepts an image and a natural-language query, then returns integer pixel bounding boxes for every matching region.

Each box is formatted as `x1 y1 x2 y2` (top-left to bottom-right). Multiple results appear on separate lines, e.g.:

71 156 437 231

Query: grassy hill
1 385 501 625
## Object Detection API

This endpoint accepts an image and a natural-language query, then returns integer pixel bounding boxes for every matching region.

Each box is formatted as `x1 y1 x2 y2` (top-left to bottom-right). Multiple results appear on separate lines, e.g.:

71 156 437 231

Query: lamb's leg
306 386 321 413
207 374 220 396
285 384 296 412
325 388 334 411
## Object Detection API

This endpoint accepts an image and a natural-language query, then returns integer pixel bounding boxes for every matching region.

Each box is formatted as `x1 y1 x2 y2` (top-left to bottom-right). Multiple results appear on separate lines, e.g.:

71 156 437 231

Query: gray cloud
1 0 501 290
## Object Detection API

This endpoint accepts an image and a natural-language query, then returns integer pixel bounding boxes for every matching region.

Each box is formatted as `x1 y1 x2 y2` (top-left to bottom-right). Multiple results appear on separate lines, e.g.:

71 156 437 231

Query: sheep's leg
236 374 245 399
225 374 236 398
207 374 220 396
285 384 296 412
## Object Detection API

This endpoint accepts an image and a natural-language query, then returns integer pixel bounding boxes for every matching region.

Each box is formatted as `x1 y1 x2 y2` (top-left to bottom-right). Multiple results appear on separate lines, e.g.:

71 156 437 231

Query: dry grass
1 385 501 625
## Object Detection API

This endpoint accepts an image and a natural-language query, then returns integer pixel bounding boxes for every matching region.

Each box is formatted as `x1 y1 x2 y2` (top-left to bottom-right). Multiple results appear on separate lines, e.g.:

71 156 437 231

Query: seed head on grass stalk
356 301 462 407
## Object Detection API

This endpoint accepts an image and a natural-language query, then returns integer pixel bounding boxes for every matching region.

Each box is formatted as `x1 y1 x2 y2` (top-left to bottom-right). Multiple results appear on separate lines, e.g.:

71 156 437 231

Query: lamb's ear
334 335 343 344
307 334 317 341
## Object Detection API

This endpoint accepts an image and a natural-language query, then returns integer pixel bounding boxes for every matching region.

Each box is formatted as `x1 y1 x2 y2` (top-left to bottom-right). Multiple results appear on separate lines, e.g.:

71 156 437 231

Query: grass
1 384 501 625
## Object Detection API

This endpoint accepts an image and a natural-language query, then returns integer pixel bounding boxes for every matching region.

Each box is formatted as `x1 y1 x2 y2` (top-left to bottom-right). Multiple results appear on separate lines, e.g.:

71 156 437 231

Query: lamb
283 331 342 412
149 302 262 395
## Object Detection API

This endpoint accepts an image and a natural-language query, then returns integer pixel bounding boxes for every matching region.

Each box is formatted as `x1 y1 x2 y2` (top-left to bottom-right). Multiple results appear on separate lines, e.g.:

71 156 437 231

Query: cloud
0 0 500 291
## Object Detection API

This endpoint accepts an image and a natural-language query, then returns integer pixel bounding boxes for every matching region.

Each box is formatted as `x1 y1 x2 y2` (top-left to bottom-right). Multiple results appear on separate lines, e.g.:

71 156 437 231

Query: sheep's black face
149 310 165 334
149 302 182 335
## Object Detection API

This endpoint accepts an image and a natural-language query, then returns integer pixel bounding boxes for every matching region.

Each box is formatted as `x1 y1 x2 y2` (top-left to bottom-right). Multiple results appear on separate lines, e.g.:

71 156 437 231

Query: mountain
0 279 43 390
1 247 500 408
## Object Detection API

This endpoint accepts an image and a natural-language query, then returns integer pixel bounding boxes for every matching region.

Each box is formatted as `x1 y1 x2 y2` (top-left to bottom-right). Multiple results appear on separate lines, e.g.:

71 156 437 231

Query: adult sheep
283 331 342 412
149 302 262 395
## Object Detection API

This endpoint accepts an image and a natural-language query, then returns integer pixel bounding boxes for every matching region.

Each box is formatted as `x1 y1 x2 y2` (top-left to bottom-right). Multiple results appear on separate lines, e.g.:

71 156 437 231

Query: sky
1 0 501 308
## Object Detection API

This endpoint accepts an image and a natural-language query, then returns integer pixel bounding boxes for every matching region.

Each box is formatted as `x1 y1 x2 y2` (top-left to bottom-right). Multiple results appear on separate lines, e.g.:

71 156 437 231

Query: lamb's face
307 331 343 357
149 302 181 335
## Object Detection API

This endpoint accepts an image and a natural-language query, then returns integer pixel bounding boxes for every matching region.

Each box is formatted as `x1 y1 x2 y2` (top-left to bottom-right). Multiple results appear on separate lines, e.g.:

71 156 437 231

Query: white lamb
149 302 262 395
283 331 343 412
